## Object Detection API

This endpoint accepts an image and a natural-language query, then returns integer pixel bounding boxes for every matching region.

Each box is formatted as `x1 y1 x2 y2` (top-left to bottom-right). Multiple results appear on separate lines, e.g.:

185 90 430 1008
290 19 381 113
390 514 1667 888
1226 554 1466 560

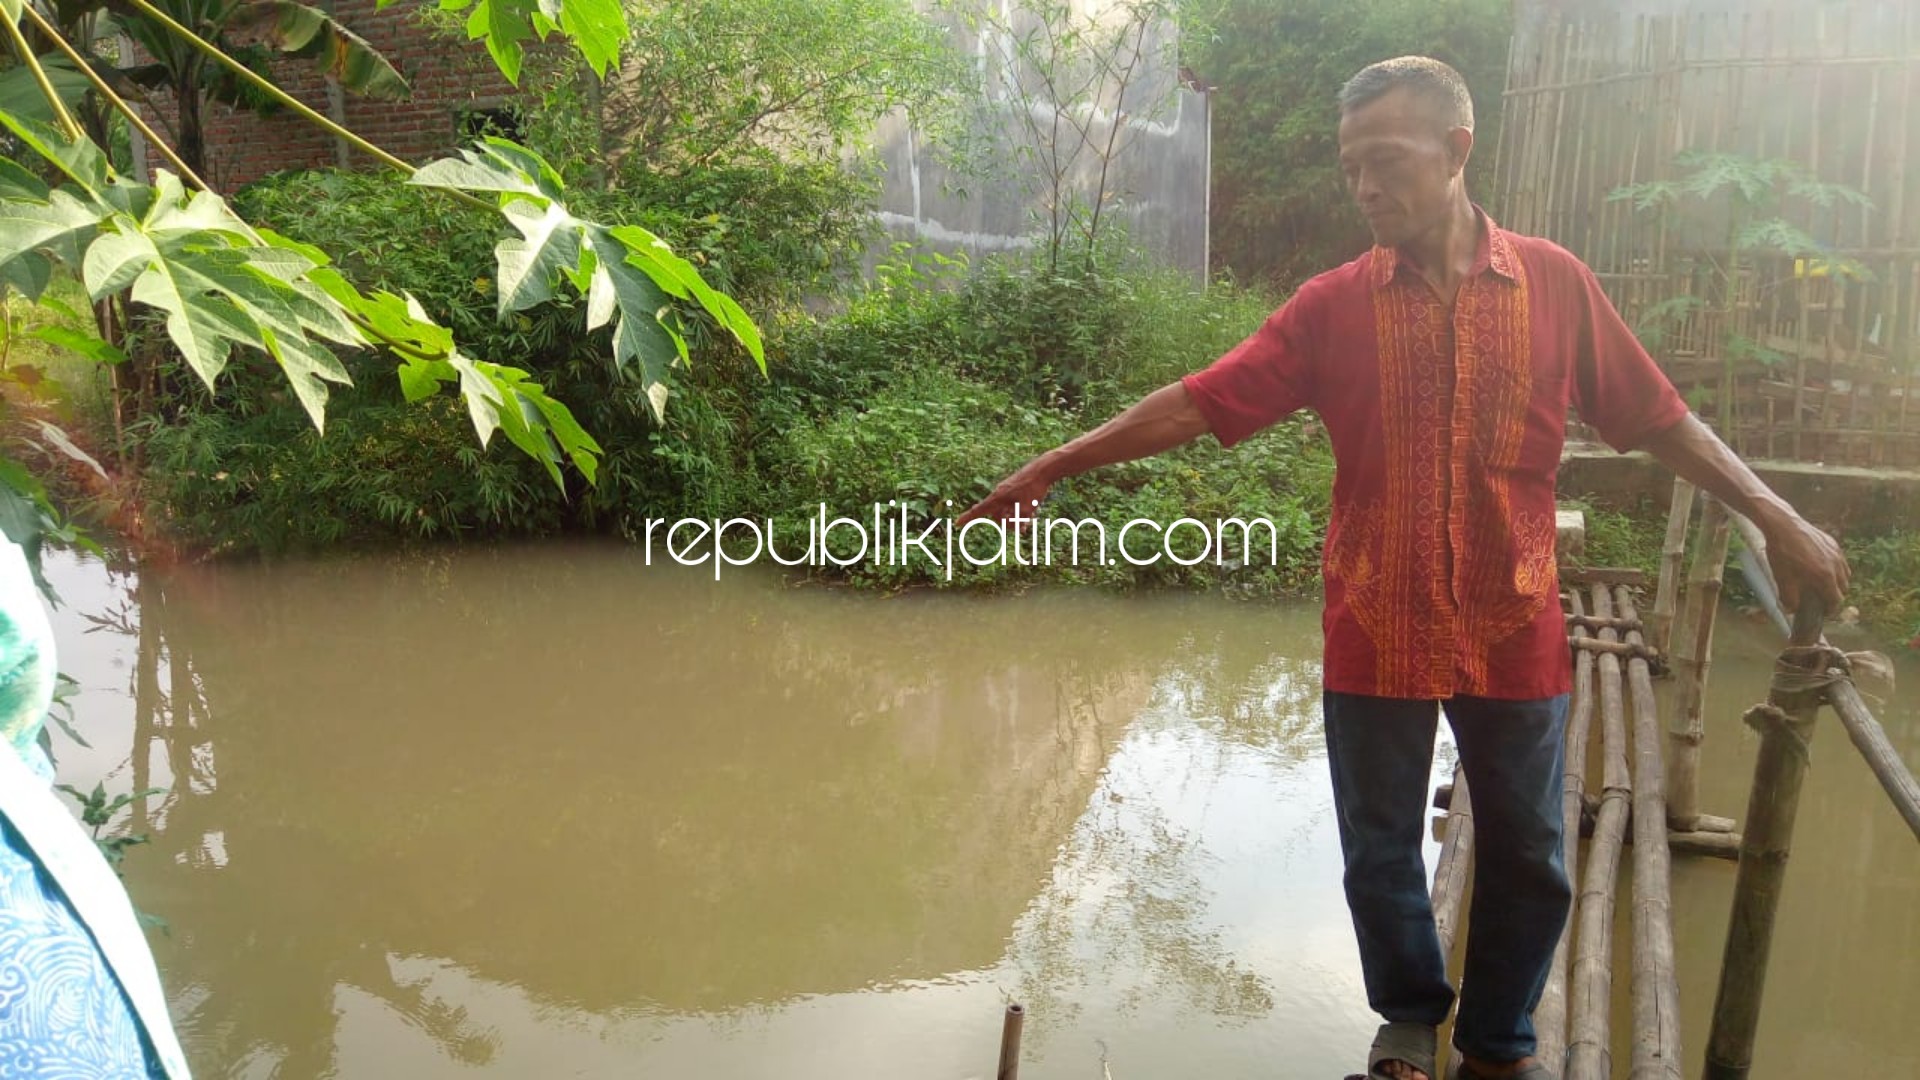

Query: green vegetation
1186 0 1513 289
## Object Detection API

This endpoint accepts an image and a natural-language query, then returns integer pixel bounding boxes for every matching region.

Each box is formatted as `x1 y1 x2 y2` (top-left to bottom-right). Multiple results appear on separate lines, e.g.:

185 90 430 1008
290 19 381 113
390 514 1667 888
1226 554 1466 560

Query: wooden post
1651 478 1696 654
1668 498 1732 831
997 1003 1024 1080
1703 602 1827 1080
1618 588 1683 1080
1568 585 1633 1080
1538 592 1597 1075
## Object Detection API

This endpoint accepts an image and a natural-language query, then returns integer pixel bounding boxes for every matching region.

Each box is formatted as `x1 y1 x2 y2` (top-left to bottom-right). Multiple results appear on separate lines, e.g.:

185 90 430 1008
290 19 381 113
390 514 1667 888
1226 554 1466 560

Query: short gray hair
1337 56 1475 132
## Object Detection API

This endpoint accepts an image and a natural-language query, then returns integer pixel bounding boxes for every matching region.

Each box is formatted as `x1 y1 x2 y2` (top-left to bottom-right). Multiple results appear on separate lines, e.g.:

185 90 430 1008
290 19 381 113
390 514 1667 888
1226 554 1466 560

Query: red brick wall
141 0 515 192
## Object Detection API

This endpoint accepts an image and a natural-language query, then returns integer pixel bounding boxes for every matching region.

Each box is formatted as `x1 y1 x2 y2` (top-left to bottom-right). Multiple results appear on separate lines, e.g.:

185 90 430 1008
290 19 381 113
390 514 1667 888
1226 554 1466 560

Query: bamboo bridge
1428 481 1918 1080
980 478 1919 1080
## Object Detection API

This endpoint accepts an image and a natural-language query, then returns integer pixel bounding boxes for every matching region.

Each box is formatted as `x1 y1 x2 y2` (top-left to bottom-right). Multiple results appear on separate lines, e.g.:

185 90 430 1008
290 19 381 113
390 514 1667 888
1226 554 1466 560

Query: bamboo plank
1563 567 1650 587
1617 587 1683 1080
1566 584 1632 1080
1537 591 1595 1076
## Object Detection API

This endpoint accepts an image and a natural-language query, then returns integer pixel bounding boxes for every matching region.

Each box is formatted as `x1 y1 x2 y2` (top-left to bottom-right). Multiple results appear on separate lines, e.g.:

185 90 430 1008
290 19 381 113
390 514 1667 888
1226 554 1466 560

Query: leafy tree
1185 0 1511 289
0 0 762 560
522 0 972 185
953 0 1190 273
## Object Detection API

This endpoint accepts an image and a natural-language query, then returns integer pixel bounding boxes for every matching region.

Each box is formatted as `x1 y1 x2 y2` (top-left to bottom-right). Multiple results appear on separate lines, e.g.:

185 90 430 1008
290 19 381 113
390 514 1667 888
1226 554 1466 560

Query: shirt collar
1369 205 1520 290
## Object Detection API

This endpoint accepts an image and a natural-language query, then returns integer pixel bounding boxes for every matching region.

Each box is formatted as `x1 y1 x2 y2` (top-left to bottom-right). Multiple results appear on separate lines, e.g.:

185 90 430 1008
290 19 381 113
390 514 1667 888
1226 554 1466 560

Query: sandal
1342 1020 1438 1080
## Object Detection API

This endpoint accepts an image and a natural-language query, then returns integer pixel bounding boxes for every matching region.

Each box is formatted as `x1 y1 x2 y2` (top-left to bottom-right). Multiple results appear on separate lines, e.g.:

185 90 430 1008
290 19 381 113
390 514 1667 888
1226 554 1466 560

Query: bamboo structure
1617 588 1683 1080
1828 677 1920 841
1650 479 1696 654
1669 498 1733 831
1537 591 1596 1074
997 1003 1024 1080
1499 1 1920 466
1566 584 1633 1080
1702 605 1828 1080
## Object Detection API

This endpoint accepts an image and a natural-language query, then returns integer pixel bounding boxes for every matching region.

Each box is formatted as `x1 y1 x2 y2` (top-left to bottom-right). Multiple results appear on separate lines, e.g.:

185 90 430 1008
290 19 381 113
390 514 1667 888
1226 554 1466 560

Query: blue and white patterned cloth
0 539 188 1079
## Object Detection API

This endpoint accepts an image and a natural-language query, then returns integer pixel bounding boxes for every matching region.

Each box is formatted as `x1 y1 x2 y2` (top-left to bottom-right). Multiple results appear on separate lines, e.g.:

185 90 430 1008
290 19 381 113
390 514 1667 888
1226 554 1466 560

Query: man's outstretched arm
957 381 1211 525
1638 413 1850 611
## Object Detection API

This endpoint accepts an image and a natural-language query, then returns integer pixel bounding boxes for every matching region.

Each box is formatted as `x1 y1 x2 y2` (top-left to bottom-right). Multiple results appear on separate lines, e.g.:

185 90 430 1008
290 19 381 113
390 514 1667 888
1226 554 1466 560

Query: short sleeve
1570 261 1691 452
1179 283 1320 449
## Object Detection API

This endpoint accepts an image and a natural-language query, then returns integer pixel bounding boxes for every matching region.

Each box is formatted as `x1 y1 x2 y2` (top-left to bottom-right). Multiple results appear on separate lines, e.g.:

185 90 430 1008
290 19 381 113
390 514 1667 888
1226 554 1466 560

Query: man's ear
1446 126 1475 177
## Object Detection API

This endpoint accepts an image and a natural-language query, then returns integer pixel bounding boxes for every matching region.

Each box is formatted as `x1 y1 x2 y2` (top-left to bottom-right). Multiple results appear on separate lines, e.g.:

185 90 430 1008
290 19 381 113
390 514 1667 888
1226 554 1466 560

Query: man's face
1336 87 1469 249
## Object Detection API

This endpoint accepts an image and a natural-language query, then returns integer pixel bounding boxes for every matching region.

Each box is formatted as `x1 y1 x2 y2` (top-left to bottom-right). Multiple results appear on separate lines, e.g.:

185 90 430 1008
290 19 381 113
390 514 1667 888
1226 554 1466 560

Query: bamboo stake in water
1651 478 1696 653
1703 601 1828 1080
1669 498 1732 831
998 1003 1024 1080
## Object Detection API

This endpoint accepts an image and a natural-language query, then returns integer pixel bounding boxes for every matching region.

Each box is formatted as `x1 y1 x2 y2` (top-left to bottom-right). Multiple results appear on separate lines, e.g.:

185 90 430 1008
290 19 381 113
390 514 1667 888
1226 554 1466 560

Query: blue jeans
1323 691 1572 1063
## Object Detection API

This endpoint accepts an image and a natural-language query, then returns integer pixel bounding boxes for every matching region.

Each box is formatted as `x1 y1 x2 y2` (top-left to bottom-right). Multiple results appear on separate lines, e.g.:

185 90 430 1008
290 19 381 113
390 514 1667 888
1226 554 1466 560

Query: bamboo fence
1497 1 1920 466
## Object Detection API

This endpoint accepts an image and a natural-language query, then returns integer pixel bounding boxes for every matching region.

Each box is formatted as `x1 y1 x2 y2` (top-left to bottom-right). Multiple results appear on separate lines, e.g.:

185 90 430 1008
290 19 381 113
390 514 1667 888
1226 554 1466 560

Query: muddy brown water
36 544 1920 1078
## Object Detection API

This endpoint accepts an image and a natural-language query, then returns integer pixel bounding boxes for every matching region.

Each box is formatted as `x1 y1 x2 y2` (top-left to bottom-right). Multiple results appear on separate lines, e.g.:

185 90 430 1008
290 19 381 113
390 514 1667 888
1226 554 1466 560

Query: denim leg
1323 691 1455 1026
1442 694 1573 1063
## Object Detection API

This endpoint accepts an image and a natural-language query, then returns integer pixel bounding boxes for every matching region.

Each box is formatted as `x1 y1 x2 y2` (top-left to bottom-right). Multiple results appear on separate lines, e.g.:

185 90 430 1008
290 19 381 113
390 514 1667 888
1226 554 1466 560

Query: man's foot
1374 1059 1430 1080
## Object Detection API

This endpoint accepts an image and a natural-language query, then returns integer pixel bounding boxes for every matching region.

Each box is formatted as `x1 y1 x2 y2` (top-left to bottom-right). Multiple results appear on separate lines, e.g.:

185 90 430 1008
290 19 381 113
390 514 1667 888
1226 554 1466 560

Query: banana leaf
225 0 409 100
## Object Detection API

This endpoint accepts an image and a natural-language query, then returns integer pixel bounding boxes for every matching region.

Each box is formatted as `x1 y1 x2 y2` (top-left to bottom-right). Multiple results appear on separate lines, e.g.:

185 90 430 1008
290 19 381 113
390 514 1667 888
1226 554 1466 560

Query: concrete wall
870 0 1212 282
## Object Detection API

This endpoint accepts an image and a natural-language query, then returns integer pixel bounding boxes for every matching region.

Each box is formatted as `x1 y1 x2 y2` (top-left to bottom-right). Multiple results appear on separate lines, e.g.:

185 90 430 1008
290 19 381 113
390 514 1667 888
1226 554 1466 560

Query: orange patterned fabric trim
1342 229 1553 698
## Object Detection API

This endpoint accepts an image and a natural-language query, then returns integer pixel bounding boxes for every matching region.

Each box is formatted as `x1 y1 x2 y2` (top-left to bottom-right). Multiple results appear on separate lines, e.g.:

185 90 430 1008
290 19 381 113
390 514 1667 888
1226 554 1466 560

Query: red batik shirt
1182 211 1690 701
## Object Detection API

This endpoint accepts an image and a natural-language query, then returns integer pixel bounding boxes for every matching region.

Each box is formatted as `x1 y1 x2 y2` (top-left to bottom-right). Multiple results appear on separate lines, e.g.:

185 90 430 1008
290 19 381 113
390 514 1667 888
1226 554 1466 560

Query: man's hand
955 382 1213 527
957 458 1056 527
1640 413 1850 616
1758 510 1850 613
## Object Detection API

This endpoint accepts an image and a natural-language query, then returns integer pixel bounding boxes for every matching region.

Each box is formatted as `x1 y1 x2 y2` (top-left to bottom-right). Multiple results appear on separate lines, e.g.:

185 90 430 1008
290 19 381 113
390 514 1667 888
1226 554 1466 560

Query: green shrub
1846 531 1920 644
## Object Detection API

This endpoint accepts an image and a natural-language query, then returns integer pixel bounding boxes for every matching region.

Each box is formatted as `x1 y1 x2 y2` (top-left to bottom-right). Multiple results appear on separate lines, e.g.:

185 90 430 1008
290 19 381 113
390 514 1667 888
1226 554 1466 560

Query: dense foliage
1186 0 1513 289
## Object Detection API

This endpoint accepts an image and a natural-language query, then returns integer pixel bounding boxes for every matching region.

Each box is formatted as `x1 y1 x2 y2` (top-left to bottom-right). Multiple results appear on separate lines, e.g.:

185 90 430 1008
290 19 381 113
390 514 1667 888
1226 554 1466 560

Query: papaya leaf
0 189 102 268
422 0 623 86
0 113 108 197
552 0 624 78
494 198 578 315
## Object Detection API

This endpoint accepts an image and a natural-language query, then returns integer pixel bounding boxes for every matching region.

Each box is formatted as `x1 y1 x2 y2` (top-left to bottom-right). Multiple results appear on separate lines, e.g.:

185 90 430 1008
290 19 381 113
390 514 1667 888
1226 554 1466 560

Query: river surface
34 543 1920 1079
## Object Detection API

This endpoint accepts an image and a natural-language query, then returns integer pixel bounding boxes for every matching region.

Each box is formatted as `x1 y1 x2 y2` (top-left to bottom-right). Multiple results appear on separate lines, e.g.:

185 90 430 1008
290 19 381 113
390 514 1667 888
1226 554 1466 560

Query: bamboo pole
1828 679 1920 842
1651 478 1695 654
1618 587 1683 1080
1567 584 1632 1080
1702 602 1828 1080
1571 637 1665 664
1568 615 1646 632
1669 498 1732 831
1538 592 1596 1075
997 1003 1024 1080
1431 766 1474 960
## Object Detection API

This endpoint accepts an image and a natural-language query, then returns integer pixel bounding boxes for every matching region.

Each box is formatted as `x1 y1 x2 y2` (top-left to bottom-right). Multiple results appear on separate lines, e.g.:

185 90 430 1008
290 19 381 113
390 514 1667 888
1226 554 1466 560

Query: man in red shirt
958 56 1848 1080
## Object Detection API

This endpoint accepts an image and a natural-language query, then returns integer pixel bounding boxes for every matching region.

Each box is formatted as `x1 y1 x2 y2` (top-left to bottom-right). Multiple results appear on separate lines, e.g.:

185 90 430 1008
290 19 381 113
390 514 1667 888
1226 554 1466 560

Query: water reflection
47 544 1390 1078
51 544 1913 1079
